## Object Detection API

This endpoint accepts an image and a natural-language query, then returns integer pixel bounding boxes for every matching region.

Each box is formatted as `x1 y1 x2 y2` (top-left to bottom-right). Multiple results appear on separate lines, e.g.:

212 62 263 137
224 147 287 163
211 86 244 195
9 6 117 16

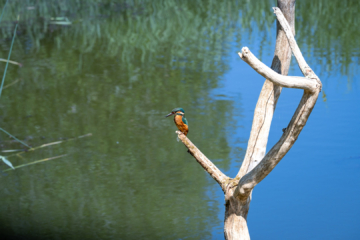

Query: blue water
1 2 359 239
209 30 360 239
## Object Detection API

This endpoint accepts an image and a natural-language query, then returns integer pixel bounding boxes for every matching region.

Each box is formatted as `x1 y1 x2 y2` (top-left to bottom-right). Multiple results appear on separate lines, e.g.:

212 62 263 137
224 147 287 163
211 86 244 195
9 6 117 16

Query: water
0 1 359 239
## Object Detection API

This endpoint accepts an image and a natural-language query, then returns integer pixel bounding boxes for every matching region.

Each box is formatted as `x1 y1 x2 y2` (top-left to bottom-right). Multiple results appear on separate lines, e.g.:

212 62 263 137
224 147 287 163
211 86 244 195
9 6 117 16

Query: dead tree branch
234 8 322 201
235 1 296 181
176 131 230 191
171 2 321 239
273 7 318 80
238 48 318 92
235 91 319 201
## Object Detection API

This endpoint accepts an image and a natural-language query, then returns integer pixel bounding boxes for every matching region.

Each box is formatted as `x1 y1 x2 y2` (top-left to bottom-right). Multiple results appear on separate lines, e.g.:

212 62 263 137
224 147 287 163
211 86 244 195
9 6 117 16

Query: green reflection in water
0 1 243 239
296 1 360 78
0 0 359 239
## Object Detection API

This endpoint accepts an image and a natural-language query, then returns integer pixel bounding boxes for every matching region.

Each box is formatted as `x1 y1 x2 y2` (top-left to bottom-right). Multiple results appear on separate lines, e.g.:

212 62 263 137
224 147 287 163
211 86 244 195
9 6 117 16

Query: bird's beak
165 112 175 118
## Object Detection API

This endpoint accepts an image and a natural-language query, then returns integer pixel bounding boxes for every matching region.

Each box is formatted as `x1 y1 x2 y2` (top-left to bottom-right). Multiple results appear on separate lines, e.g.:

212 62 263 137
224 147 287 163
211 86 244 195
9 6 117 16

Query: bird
165 107 188 136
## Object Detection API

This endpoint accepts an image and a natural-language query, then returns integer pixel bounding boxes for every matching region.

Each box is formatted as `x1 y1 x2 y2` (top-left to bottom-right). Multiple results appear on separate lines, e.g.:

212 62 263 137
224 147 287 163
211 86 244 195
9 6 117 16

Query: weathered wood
236 0 296 180
238 48 318 92
225 1 296 239
273 7 321 86
173 1 322 239
234 4 322 202
235 91 319 201
176 131 229 190
224 197 251 240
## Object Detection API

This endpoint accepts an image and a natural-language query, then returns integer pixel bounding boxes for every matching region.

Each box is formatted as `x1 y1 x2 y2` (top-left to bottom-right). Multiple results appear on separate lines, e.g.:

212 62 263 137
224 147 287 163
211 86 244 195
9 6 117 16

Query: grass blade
0 127 31 149
0 58 22 67
0 155 14 169
2 149 23 153
2 154 67 172
39 141 63 148
5 133 92 159
0 22 18 99
0 0 9 24
3 78 21 89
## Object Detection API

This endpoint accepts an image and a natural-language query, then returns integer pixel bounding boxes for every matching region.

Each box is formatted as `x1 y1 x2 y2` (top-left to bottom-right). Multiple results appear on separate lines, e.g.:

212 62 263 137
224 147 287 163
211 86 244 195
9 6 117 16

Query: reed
0 17 23 168
2 154 68 172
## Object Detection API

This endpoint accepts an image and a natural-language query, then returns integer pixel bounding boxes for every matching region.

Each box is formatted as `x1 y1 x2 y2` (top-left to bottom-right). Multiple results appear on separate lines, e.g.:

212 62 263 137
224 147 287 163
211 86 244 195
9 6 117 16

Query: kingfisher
165 107 189 136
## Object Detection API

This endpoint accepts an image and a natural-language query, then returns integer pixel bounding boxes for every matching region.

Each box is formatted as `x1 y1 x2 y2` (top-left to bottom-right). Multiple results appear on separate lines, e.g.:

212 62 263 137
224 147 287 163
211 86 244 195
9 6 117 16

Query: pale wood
238 48 318 92
176 131 229 191
234 7 322 201
224 196 251 240
236 0 296 180
227 2 296 239
235 91 319 201
273 7 321 85
170 1 323 239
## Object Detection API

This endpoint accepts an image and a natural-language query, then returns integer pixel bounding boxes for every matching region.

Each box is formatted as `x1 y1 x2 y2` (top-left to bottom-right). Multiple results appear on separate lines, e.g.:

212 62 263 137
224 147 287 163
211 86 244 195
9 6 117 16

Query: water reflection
0 1 241 239
0 0 359 239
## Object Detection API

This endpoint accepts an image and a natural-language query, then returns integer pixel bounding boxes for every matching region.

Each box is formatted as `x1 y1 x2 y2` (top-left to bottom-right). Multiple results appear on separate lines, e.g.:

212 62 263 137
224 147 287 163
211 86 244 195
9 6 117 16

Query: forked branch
235 8 322 201
235 91 319 201
172 7 321 206
273 7 320 84
176 131 229 191
235 2 296 181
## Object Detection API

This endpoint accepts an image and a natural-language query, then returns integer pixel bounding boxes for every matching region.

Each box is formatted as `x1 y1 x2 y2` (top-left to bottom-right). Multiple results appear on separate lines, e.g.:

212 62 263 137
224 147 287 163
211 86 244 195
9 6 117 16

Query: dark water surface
0 1 359 239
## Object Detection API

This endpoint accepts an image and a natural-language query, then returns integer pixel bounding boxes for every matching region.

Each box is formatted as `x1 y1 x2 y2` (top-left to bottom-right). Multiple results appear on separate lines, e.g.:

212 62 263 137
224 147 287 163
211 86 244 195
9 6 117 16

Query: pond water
0 1 359 239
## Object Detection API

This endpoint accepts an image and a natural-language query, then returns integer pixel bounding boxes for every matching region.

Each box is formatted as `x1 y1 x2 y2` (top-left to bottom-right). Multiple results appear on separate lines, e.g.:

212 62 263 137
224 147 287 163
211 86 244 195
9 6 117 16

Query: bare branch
235 91 319 201
176 131 229 191
234 6 323 201
238 48 318 92
235 1 296 181
273 7 320 83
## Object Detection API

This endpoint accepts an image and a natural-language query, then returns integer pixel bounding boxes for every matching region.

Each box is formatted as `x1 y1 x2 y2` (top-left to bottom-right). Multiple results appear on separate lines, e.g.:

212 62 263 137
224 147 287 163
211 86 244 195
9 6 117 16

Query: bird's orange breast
174 115 188 136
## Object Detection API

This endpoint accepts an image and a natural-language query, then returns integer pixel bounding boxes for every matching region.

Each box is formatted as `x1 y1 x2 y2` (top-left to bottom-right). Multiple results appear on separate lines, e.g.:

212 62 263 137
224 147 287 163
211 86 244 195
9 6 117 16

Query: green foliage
1 0 357 77
297 0 360 76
